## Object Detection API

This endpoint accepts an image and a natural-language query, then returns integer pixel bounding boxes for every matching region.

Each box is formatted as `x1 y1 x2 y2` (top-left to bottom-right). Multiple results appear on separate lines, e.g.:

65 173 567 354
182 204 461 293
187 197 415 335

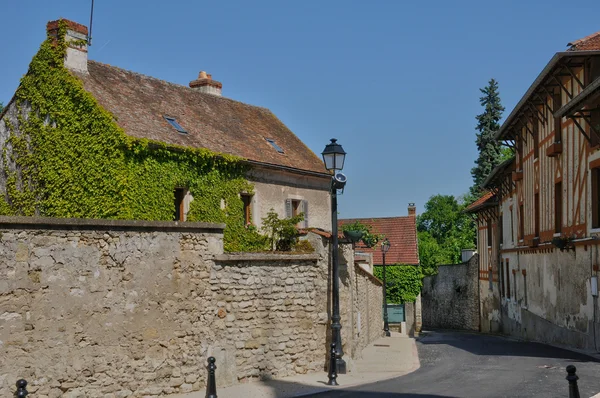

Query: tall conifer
470 79 505 197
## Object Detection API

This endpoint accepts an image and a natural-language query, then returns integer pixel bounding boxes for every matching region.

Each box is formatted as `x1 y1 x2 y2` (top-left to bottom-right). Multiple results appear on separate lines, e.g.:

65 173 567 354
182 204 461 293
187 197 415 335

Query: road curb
290 338 421 397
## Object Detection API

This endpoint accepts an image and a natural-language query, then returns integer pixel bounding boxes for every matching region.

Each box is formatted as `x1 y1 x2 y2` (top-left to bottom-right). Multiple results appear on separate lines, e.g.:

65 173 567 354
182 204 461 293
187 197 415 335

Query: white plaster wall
248 167 331 231
502 246 596 333
64 29 88 74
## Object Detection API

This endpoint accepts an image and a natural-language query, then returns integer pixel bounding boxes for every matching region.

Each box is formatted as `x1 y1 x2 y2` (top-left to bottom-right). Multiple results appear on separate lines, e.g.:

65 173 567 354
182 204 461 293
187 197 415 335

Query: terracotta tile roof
464 191 496 213
75 61 328 174
339 216 419 265
568 31 600 51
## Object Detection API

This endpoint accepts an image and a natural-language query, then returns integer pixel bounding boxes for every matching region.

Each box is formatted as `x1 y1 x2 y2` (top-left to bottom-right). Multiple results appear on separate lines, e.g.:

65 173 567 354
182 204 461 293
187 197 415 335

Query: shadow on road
417 329 600 362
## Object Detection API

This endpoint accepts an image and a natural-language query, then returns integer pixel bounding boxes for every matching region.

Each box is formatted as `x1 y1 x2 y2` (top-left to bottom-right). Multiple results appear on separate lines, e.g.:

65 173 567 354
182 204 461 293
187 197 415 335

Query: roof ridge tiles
85 60 272 112
567 30 600 51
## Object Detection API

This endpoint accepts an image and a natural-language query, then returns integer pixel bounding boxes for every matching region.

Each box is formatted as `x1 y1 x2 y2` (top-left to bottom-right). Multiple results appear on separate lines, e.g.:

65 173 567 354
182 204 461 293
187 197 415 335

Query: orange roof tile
339 216 418 265
568 31 600 51
464 191 496 213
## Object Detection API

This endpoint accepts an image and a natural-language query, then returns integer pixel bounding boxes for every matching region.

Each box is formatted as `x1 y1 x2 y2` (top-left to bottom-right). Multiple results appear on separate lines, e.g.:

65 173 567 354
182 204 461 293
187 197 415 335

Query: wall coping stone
355 263 383 286
215 253 320 262
0 216 225 232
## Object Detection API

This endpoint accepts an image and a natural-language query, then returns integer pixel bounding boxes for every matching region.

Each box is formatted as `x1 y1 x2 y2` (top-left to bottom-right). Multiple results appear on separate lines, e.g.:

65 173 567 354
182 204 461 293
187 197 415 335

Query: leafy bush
261 209 304 251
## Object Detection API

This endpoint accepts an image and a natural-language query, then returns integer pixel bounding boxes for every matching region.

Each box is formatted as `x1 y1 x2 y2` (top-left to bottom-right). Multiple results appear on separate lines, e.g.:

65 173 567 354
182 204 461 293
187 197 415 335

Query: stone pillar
414 293 422 334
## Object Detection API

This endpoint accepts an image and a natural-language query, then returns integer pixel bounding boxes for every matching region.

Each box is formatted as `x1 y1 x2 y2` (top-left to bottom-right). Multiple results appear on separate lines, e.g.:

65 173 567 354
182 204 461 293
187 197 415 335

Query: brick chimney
189 71 223 96
46 19 89 74
408 203 416 216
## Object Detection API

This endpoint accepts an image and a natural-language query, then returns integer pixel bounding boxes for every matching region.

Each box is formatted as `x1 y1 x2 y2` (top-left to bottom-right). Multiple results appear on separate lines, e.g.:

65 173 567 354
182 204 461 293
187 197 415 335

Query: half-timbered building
471 31 600 348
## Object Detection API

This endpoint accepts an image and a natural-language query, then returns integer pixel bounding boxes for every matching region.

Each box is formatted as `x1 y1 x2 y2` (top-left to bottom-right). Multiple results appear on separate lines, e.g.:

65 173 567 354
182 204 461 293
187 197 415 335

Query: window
534 193 540 238
592 108 600 147
553 92 562 143
533 121 539 159
174 188 186 221
241 194 253 225
593 168 600 228
266 138 284 153
499 213 503 245
500 260 505 298
488 268 493 291
164 116 187 134
555 182 562 233
510 207 514 243
522 270 528 308
519 204 525 241
513 269 517 301
505 259 511 299
517 136 524 167
285 199 308 228
487 220 493 247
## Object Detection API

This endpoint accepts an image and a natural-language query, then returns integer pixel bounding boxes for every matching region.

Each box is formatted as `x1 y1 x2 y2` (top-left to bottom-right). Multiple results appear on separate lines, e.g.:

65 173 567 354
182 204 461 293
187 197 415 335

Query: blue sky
1 1 599 219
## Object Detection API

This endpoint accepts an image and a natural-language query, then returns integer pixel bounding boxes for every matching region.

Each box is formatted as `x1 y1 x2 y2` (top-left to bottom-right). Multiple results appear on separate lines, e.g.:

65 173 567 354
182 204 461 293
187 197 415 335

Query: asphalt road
305 330 600 398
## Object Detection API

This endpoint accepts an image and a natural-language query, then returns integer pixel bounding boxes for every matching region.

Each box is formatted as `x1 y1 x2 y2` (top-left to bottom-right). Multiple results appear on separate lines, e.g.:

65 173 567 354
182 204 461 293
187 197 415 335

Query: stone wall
305 233 384 370
421 254 479 331
350 264 384 358
0 217 383 397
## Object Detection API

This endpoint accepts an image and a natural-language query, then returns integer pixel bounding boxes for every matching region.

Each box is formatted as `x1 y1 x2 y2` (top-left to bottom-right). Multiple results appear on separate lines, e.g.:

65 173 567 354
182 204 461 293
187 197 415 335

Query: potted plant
341 221 383 248
551 235 575 252
341 221 366 243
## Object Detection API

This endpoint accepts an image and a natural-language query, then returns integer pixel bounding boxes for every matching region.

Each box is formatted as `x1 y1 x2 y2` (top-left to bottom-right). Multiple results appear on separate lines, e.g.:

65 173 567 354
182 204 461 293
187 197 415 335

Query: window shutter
302 200 309 228
285 199 293 219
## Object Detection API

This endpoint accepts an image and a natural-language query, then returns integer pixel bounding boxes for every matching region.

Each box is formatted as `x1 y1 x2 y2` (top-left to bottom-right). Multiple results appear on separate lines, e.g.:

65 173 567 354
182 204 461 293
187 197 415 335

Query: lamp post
322 138 347 382
381 238 391 337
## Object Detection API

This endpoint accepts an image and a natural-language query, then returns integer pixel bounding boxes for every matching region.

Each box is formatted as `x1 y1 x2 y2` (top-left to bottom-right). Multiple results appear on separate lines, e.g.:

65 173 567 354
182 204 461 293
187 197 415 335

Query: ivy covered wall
0 21 265 251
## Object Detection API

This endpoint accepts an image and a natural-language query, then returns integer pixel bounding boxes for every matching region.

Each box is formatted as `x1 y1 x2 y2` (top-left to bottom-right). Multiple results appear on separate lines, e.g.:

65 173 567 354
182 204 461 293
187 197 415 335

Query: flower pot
343 230 364 243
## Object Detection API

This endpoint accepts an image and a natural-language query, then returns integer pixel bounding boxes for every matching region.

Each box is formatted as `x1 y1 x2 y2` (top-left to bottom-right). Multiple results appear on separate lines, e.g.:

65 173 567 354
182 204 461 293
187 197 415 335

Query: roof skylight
164 116 187 134
266 138 284 153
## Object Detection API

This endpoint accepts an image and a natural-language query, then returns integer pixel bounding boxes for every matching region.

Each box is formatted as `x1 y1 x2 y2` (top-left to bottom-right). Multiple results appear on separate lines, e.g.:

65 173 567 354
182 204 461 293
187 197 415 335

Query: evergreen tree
470 79 505 197
0 102 4 114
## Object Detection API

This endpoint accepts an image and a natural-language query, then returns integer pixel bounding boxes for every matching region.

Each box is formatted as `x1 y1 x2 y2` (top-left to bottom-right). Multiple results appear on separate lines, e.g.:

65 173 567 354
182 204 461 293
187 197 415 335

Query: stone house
0 19 332 239
468 29 600 348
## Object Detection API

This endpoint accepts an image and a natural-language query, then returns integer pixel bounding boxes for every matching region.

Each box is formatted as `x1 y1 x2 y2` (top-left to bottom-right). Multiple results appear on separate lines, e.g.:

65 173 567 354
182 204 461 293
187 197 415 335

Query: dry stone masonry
421 254 479 331
0 217 383 397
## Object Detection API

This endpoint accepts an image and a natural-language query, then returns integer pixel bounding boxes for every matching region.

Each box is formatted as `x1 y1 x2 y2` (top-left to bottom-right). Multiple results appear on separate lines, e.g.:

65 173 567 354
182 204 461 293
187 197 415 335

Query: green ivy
373 264 423 304
0 20 265 251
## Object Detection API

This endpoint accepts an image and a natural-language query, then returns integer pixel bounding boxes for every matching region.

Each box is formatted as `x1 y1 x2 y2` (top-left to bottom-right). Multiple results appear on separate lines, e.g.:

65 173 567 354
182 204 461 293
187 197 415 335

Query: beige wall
0 217 382 397
248 166 331 231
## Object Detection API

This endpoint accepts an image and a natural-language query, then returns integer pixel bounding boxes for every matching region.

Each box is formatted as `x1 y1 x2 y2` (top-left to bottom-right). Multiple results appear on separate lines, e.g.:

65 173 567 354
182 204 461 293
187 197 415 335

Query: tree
0 102 4 114
470 79 505 197
417 194 475 273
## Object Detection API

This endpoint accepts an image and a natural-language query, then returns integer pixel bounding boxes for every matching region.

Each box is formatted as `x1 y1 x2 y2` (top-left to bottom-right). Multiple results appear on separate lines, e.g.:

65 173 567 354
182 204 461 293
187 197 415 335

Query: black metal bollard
566 365 580 398
206 356 217 398
15 379 28 398
327 342 338 386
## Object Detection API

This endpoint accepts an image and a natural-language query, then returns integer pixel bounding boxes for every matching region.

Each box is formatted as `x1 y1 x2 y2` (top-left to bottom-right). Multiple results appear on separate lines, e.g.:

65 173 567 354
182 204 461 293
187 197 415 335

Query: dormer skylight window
266 138 284 153
164 116 187 134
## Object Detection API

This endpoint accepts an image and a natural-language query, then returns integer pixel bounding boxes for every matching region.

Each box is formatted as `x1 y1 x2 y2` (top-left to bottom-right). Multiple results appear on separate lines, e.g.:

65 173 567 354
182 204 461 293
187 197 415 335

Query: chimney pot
189 70 222 96
408 203 416 216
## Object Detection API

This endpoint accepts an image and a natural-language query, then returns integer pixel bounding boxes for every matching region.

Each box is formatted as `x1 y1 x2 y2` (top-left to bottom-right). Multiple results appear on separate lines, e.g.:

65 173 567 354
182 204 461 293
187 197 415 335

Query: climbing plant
373 264 423 304
0 20 266 251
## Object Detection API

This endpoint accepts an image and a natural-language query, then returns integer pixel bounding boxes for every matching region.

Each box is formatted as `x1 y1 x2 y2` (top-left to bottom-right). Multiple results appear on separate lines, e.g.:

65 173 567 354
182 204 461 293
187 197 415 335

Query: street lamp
381 238 391 337
322 138 347 383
